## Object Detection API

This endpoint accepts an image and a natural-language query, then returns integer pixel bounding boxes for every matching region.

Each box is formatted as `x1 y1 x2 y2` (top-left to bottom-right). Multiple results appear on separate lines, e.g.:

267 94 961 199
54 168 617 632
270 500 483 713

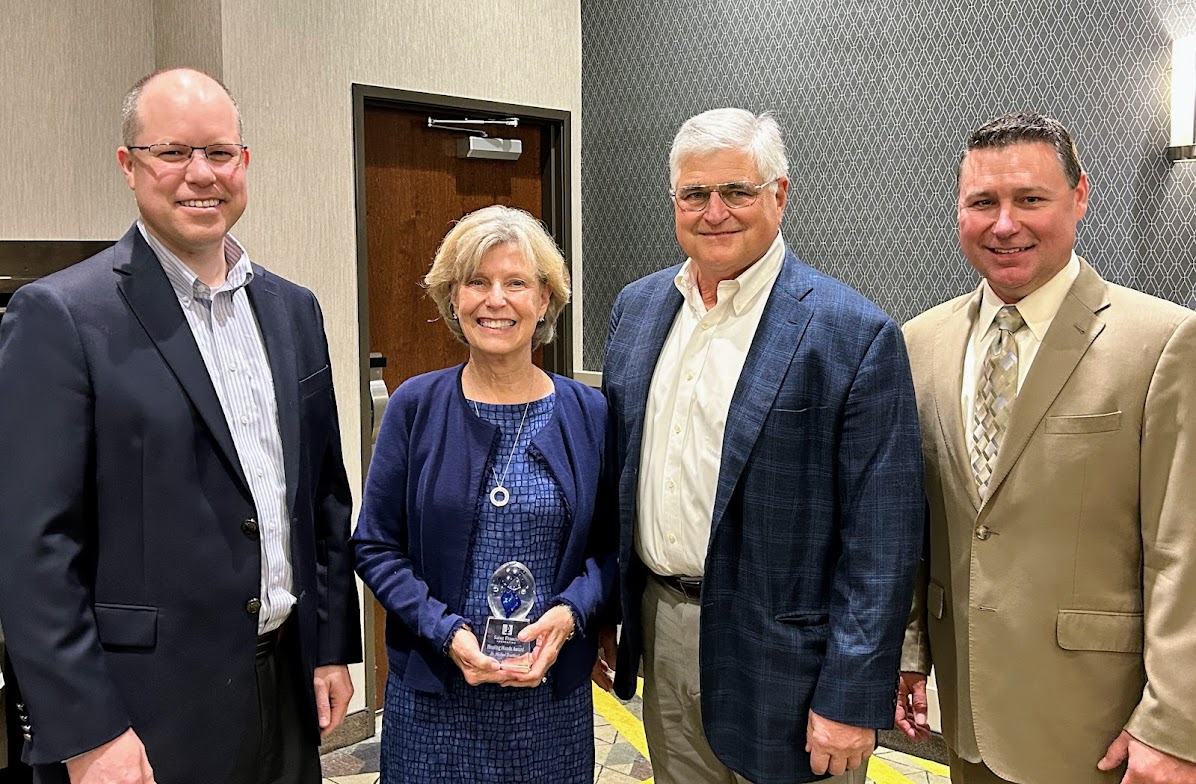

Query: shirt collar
137 220 254 301
673 231 786 316
976 252 1080 341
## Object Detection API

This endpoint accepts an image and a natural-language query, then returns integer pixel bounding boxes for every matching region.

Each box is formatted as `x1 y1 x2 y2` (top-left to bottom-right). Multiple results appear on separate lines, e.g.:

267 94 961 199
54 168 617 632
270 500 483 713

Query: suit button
242 518 260 539
23 732 31 741
975 525 991 540
246 597 262 614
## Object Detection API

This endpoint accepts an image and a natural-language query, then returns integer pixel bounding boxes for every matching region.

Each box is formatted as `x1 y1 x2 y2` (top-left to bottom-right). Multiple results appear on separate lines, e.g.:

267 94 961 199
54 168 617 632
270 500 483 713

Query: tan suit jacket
901 259 1196 783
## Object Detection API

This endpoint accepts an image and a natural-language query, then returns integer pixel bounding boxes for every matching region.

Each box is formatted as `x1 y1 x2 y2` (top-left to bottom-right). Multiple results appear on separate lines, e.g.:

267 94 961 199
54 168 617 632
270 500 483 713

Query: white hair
669 108 788 188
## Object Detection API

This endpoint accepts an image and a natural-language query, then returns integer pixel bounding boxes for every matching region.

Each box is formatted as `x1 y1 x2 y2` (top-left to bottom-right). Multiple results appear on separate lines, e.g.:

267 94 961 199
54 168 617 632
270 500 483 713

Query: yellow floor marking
592 680 654 783
867 756 921 783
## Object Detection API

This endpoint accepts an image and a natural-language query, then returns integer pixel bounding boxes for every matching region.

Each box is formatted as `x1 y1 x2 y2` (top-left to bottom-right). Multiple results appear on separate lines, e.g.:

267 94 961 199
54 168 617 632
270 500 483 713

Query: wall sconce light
1167 36 1196 162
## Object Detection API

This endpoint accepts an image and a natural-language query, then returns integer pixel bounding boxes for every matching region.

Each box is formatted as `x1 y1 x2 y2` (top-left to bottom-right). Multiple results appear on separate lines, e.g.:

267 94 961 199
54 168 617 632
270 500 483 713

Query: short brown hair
961 111 1082 188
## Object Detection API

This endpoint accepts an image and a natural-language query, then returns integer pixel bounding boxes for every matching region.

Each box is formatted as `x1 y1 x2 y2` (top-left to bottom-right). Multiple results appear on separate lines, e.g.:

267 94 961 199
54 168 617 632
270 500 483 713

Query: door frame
350 83 574 713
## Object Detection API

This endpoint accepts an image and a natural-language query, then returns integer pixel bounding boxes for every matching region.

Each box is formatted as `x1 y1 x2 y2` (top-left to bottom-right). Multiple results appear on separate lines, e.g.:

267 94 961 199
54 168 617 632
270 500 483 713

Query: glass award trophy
481 561 536 671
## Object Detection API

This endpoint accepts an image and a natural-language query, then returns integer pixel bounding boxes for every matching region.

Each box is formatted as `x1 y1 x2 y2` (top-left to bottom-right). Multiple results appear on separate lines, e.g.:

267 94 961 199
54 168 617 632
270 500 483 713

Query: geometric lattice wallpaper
579 0 1196 370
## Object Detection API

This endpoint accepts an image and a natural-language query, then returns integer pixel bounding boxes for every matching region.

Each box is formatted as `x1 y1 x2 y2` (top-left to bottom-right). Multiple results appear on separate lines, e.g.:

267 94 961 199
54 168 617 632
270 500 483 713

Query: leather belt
256 624 284 658
654 572 703 601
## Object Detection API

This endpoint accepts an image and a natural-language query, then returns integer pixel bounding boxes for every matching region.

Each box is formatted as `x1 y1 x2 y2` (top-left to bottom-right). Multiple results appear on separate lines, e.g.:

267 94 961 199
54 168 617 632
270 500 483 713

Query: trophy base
481 617 532 671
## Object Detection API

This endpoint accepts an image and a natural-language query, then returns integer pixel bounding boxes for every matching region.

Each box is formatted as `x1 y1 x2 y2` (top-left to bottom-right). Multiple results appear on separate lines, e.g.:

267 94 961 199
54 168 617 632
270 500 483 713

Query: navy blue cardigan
352 365 615 696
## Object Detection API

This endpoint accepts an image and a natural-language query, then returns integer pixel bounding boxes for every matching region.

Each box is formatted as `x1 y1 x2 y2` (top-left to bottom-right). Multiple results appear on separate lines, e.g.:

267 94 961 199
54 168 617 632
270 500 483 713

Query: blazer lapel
246 268 301 515
621 277 685 477
935 288 983 512
711 252 814 533
115 226 251 495
983 260 1108 506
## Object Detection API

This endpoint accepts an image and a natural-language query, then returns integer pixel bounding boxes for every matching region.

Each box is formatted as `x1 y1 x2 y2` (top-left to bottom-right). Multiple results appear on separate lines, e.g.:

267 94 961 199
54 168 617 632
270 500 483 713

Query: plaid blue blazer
604 249 924 784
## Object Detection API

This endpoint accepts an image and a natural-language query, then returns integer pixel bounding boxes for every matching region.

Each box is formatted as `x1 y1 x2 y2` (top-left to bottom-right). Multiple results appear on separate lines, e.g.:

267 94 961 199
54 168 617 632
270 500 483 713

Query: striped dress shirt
137 222 294 635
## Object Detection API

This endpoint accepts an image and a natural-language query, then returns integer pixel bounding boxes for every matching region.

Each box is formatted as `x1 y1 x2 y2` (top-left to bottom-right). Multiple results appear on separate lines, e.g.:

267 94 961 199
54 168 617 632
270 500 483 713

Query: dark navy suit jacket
603 249 924 784
0 226 361 784
352 366 616 697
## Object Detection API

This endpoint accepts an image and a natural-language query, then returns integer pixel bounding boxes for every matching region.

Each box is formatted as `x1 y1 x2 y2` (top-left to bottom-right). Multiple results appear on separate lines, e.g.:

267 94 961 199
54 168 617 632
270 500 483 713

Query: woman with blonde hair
353 205 613 783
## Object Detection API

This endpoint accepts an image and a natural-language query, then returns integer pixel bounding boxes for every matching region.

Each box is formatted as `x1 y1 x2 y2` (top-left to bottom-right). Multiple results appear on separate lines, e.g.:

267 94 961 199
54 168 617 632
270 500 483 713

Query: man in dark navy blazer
0 68 360 784
601 108 924 784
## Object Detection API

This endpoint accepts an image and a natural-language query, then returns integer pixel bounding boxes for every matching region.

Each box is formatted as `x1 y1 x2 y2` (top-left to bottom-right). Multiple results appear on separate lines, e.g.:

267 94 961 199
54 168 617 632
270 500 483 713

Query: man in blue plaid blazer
601 108 924 784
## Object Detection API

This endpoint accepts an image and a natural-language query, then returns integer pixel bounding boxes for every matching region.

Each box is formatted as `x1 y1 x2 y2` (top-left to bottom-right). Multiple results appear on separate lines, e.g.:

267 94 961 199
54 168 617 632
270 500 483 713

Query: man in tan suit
895 112 1196 783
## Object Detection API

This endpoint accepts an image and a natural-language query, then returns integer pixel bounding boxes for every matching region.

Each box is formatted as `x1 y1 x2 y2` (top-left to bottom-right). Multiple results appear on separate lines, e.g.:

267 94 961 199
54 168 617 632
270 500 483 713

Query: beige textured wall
220 0 583 492
152 0 223 77
0 0 154 239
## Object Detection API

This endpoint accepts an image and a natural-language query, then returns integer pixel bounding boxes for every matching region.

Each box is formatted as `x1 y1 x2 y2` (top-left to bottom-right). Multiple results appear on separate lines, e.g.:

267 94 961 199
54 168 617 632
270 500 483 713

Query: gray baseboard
878 729 949 765
319 709 375 754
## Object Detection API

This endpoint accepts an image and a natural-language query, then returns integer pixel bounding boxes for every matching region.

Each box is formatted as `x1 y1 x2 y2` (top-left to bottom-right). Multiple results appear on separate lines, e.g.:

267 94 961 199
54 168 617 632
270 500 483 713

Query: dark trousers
252 621 322 784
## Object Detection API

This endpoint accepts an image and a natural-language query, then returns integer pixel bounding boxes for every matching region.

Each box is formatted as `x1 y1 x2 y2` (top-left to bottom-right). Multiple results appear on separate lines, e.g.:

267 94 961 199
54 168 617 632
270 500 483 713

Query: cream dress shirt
961 253 1081 452
636 232 785 578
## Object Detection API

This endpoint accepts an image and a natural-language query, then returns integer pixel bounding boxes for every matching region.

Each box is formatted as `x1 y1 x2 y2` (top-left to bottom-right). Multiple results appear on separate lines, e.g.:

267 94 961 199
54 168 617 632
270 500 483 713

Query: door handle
369 352 389 443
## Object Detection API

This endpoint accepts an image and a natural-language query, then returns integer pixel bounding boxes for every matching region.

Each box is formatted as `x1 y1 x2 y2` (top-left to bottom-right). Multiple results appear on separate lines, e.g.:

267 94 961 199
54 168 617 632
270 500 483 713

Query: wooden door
362 104 547 706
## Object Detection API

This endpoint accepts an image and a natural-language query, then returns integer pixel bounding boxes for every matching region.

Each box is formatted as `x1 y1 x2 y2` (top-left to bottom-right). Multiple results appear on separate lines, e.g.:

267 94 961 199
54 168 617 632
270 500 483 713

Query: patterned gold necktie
971 305 1026 498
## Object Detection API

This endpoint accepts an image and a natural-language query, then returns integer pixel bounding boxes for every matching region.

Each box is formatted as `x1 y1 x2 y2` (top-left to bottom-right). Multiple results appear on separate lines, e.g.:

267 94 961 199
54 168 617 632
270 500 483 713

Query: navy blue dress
380 393 593 783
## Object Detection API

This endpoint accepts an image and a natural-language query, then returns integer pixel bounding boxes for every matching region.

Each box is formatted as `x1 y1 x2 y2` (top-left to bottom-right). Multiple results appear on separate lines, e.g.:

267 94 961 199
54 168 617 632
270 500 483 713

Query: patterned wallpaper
579 0 1196 370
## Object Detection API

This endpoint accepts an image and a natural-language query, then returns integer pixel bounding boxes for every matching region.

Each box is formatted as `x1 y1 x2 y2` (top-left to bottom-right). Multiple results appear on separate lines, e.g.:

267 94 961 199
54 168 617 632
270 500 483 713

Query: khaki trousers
947 748 1130 784
947 749 1013 783
640 575 867 784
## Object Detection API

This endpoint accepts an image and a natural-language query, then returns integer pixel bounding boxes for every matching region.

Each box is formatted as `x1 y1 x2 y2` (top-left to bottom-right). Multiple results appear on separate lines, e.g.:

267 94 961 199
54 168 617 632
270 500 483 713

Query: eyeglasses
670 178 779 212
127 143 247 170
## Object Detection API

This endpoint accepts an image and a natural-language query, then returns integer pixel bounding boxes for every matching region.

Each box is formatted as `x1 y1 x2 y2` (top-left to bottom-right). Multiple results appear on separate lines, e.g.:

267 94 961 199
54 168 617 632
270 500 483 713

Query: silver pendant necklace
472 396 531 508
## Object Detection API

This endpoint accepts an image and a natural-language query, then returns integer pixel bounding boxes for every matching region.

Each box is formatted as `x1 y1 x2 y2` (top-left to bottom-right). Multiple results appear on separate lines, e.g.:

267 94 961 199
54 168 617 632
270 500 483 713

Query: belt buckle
659 573 702 600
676 577 701 600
